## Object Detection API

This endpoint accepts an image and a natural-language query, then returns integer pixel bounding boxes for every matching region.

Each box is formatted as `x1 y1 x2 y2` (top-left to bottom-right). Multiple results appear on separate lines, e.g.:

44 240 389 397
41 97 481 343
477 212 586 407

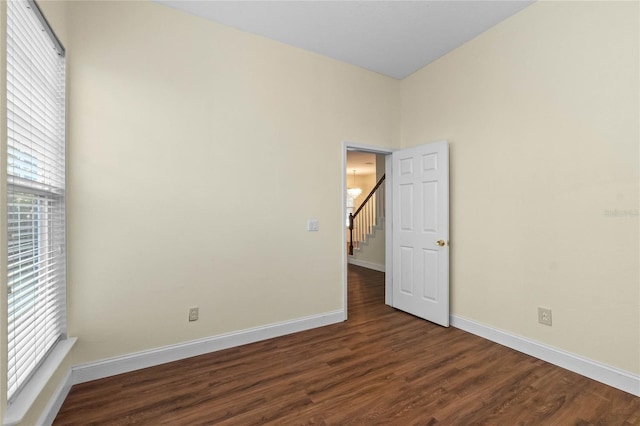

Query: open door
392 141 449 326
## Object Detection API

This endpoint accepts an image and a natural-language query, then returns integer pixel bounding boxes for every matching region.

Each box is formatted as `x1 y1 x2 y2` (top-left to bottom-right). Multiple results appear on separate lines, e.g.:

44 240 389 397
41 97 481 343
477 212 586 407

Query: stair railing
349 174 385 255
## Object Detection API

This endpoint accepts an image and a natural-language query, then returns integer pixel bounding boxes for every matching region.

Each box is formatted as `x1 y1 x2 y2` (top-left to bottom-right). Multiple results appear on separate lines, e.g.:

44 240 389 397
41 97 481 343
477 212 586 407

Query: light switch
307 219 319 231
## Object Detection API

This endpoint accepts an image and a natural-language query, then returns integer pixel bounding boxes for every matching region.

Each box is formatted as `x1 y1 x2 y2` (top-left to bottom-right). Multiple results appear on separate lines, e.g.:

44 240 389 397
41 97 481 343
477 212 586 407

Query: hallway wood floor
54 265 640 425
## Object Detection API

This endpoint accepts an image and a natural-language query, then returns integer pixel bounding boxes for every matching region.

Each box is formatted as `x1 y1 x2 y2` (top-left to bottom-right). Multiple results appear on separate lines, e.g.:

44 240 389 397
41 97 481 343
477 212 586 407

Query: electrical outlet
538 307 552 326
189 307 199 322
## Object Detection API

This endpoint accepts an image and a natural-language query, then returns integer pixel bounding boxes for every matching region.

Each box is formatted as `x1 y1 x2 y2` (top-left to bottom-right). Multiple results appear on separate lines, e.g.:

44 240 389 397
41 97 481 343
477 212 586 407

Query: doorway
342 140 450 326
342 143 394 320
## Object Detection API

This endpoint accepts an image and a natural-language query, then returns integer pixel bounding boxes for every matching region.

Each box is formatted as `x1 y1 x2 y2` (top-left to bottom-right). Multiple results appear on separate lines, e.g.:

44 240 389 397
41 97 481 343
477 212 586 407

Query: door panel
422 248 438 301
392 141 449 326
400 246 414 295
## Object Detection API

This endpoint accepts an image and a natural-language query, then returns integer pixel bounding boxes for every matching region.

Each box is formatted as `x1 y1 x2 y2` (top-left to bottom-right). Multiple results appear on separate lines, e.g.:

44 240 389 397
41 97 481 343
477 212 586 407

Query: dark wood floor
54 265 640 425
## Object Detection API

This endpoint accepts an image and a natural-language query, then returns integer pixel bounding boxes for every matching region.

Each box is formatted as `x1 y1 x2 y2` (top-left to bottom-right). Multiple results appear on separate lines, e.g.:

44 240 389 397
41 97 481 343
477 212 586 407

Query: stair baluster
348 174 385 256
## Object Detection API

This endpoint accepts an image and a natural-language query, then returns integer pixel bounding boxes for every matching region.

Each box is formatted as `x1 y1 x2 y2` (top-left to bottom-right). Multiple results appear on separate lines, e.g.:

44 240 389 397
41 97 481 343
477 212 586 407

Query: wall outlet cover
538 307 552 326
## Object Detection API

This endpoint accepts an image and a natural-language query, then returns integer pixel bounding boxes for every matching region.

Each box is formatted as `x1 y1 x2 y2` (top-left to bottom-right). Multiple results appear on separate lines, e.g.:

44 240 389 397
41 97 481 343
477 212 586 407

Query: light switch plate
307 219 319 231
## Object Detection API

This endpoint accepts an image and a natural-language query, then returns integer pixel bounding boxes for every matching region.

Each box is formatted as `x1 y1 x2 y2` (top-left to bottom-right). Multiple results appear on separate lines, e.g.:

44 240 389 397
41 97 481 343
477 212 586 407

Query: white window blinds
6 0 66 401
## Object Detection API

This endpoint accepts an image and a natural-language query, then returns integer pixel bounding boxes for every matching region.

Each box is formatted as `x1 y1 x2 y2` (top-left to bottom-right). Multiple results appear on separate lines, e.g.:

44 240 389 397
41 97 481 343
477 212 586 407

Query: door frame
341 142 395 320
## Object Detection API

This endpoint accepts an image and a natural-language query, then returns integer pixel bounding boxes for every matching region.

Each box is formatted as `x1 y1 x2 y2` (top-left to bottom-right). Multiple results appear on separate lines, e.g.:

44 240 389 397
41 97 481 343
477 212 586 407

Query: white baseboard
348 258 385 272
41 310 344 424
450 315 640 397
72 310 344 384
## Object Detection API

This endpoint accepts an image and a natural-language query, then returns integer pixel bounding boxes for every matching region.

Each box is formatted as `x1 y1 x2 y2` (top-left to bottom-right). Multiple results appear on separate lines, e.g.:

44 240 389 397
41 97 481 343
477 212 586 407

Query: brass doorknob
437 240 446 247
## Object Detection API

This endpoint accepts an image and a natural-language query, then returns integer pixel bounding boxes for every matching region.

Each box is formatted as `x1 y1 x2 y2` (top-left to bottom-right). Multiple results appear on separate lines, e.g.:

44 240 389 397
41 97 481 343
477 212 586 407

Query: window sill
4 337 77 426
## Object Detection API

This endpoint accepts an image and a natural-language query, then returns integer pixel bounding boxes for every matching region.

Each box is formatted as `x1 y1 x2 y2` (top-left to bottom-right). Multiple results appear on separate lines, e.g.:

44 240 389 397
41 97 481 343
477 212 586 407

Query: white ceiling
346 151 377 176
156 0 534 79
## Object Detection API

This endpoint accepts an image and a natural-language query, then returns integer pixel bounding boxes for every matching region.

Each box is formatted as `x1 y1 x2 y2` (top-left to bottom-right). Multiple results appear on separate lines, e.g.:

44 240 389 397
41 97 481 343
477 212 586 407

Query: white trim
347 257 385 272
450 315 640 397
384 154 393 306
36 369 73 426
4 338 76 426
341 145 349 320
72 310 343 385
344 142 395 155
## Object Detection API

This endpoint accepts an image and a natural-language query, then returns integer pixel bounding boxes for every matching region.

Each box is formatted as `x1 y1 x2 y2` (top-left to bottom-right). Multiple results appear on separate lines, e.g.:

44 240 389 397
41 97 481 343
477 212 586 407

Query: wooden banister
352 174 385 219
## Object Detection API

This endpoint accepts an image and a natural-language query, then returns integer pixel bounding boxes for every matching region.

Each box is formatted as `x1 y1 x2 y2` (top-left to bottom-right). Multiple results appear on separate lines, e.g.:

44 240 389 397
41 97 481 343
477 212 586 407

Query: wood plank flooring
54 265 640 425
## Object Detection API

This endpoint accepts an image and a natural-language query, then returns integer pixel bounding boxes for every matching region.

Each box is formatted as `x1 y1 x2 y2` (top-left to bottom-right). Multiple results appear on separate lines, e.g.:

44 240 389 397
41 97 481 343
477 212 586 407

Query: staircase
348 175 385 270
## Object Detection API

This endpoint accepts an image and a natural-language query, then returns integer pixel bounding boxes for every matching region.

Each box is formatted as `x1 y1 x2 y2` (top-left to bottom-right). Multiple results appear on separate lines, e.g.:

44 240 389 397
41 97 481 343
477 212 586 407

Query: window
6 0 66 402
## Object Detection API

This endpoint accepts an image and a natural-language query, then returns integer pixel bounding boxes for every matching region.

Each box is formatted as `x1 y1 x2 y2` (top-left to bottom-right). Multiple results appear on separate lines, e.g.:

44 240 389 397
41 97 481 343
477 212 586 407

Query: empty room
0 0 638 424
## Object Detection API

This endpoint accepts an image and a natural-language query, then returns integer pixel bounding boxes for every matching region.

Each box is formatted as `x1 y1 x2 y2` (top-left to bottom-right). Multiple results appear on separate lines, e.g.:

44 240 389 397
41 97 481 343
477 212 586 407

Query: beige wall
65 0 399 360
401 1 639 373
375 154 386 181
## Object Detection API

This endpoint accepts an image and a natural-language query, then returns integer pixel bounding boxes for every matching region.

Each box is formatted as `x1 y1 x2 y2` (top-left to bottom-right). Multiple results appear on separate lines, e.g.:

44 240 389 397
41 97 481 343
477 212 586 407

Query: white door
392 141 449 326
